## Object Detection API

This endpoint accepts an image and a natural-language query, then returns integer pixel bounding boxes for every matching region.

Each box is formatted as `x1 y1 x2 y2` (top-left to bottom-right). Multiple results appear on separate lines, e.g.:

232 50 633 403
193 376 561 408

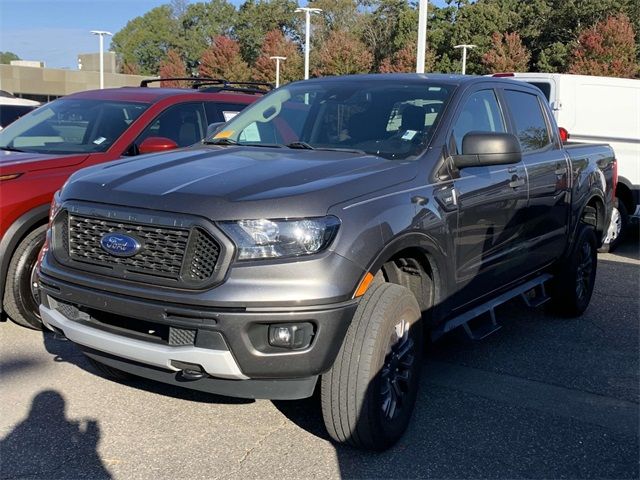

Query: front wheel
550 223 598 317
3 225 47 330
321 282 423 450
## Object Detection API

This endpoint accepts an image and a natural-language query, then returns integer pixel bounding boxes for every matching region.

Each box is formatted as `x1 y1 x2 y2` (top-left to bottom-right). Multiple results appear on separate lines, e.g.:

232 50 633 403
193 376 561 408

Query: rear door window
503 90 552 153
204 102 249 124
135 102 207 150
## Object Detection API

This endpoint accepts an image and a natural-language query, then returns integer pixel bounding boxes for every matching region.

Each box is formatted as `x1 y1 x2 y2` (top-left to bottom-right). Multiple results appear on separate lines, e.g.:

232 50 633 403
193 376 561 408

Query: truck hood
0 150 88 172
62 145 418 219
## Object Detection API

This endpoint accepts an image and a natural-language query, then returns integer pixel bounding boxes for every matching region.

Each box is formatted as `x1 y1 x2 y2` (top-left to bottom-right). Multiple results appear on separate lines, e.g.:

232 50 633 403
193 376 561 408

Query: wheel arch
364 232 450 326
0 204 50 313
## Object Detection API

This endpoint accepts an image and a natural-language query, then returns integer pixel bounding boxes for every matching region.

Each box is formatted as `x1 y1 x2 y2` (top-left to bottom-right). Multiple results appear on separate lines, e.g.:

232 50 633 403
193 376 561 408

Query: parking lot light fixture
90 30 113 89
295 7 322 80
416 0 428 73
270 56 287 88
454 44 476 75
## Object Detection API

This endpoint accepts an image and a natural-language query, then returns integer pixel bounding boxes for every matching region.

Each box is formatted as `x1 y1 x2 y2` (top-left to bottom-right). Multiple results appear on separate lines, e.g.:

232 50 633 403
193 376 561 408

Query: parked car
0 79 268 329
492 72 639 252
0 91 40 130
38 74 615 450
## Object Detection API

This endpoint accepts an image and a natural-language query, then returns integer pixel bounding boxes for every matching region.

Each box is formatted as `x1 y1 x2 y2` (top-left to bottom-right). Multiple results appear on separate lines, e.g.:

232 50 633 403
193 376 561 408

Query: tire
599 199 628 253
321 282 423 450
550 223 598 317
85 355 134 381
3 225 47 330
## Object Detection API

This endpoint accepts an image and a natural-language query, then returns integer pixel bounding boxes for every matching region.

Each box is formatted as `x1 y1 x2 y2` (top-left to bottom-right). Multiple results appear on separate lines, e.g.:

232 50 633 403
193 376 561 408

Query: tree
235 0 299 64
199 36 251 81
0 51 20 64
568 14 638 77
379 42 437 73
482 31 531 73
110 5 180 75
312 30 373 76
179 0 237 71
158 49 189 86
253 30 303 84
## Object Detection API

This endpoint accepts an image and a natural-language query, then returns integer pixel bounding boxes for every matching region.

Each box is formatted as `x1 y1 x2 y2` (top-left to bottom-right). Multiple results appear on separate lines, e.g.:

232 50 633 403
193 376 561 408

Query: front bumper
39 272 358 399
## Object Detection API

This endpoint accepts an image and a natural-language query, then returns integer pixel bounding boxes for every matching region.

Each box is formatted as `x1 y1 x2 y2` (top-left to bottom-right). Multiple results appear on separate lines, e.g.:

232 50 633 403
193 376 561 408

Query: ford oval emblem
100 233 142 257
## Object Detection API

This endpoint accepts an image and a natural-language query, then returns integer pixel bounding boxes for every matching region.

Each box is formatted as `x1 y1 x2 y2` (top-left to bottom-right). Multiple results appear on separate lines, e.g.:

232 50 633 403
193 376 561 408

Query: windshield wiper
203 138 238 146
287 141 315 150
315 147 367 155
0 145 26 153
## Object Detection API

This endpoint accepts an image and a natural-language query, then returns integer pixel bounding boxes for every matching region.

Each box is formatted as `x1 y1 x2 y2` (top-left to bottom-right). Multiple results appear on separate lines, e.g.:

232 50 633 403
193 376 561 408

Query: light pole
416 0 428 73
90 30 112 89
295 7 322 79
454 44 476 75
270 56 287 88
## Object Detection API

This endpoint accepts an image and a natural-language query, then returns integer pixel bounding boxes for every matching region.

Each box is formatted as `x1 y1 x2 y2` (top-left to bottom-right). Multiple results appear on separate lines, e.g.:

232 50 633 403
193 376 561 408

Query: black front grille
57 211 222 286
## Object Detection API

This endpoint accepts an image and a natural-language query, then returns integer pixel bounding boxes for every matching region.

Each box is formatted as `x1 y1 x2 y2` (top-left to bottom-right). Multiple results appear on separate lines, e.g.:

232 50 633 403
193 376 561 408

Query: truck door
449 89 529 305
501 89 570 269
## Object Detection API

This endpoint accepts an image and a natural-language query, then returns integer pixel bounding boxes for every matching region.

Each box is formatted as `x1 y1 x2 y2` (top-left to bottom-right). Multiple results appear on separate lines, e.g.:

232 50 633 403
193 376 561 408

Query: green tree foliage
568 14 639 78
111 5 179 75
110 0 640 79
253 29 303 84
179 0 238 71
482 31 531 73
235 0 299 64
0 51 20 64
199 35 251 81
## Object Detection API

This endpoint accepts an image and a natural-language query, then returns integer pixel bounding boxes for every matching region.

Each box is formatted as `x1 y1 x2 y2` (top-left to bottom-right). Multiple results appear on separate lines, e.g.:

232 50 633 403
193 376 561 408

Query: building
0 53 154 102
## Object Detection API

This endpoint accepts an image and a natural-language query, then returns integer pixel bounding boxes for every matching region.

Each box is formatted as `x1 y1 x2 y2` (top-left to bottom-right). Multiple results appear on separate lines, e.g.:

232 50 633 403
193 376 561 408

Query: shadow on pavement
41 330 252 406
0 390 112 479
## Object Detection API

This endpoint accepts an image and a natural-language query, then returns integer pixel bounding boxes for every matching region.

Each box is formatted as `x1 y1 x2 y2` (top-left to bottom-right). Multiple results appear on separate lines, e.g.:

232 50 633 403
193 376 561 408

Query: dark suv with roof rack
0 78 269 329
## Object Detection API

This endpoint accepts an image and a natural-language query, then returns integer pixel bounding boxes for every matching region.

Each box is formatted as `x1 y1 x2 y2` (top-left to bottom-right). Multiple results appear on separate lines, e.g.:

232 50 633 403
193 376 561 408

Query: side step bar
431 273 553 342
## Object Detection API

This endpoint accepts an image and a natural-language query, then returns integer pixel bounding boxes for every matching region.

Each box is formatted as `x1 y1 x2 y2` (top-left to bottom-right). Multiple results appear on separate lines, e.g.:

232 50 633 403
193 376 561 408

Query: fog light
268 322 314 350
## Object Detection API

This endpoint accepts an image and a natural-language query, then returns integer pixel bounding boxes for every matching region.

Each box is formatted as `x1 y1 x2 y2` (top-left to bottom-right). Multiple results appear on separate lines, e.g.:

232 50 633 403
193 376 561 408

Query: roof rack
139 77 273 95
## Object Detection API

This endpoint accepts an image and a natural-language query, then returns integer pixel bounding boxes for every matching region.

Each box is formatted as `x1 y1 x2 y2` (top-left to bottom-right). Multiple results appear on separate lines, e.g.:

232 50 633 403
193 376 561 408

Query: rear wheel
321 282 423 450
3 225 47 330
599 199 628 253
550 223 597 317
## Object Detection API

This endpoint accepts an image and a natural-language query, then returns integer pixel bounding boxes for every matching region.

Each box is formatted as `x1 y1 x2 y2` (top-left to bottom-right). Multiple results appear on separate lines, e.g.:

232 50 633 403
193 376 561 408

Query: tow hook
171 360 206 380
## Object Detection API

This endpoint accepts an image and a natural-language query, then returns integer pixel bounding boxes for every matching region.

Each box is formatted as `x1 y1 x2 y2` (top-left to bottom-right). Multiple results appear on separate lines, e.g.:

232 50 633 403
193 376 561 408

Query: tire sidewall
574 226 597 313
6 226 47 329
366 288 423 448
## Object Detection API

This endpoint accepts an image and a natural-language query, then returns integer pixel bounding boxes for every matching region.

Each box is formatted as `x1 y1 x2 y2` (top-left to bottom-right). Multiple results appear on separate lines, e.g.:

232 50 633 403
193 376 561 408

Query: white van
492 73 639 251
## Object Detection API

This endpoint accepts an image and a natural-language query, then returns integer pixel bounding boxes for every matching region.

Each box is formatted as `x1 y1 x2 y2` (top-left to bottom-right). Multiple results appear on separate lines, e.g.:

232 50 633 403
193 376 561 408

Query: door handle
509 176 525 188
555 167 567 175
507 166 518 173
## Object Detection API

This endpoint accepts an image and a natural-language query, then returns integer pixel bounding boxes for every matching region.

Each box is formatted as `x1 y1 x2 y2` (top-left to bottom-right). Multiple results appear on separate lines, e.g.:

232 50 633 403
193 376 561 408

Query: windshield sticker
223 111 239 122
93 137 107 145
402 130 417 140
214 130 234 139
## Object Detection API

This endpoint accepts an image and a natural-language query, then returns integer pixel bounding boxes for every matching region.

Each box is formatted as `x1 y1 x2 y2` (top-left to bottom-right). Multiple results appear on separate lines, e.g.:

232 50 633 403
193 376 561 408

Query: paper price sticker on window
223 111 239 122
401 130 417 140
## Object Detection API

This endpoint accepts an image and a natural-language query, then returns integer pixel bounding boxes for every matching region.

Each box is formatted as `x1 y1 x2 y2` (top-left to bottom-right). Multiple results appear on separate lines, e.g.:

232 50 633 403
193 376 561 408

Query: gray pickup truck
38 74 615 450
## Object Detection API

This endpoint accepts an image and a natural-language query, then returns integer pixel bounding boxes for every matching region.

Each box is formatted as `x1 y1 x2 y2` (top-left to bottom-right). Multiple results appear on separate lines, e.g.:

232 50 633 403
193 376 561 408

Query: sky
0 0 448 70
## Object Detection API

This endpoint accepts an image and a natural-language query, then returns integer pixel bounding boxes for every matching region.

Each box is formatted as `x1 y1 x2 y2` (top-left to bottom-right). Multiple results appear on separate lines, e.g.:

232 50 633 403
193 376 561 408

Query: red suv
0 79 267 329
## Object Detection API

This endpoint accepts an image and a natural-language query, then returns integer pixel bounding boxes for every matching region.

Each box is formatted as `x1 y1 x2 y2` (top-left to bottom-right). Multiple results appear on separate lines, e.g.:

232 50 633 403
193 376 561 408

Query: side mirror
452 132 522 169
206 122 225 138
138 136 179 155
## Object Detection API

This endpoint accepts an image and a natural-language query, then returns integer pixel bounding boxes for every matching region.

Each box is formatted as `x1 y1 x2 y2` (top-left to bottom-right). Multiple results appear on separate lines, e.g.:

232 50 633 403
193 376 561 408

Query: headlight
219 216 340 260
49 190 62 225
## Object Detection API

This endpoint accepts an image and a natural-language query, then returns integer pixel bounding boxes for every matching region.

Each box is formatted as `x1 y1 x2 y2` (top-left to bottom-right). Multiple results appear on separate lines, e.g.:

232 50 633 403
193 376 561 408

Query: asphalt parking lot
1 235 638 480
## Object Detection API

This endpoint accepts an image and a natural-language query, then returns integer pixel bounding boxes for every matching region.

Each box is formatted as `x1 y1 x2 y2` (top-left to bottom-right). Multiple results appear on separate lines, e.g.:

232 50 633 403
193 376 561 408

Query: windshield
0 99 149 154
210 79 453 160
